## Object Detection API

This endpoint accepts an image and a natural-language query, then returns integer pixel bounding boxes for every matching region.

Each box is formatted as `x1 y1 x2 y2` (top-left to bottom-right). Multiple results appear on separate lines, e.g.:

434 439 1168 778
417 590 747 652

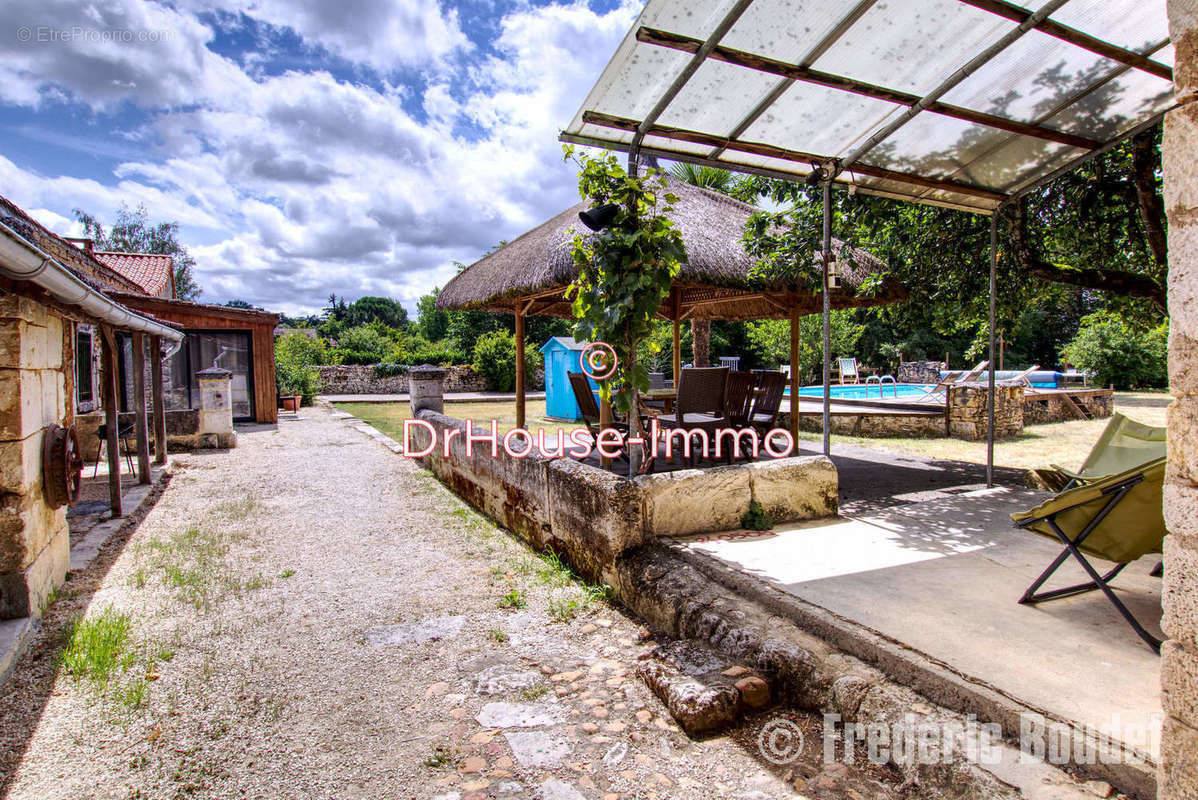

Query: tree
345 296 409 329
224 299 262 310
74 204 202 300
415 289 449 341
667 162 741 194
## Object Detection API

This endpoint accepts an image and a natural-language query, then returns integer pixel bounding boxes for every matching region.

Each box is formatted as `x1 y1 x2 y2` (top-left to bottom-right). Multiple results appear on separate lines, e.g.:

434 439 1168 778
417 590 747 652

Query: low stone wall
76 409 227 458
790 411 945 438
898 360 944 384
317 364 490 395
1023 390 1113 424
408 410 838 580
946 384 1024 440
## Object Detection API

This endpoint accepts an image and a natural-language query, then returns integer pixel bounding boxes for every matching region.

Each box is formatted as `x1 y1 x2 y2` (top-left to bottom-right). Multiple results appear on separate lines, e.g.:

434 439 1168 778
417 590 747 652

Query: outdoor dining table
643 388 675 414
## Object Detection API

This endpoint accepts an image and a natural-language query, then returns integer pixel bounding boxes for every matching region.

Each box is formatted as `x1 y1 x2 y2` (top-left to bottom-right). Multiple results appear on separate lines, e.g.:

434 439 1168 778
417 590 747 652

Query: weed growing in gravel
212 494 258 520
424 745 458 768
520 684 548 700
60 607 135 688
134 527 265 611
497 588 526 609
278 569 296 578
487 628 509 643
548 596 583 623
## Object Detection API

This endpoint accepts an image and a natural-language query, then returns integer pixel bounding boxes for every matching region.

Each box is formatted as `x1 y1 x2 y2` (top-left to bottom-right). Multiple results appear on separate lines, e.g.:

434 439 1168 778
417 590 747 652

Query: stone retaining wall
1022 391 1113 424
75 408 227 458
317 364 490 395
407 410 838 580
946 384 1024 440
898 360 944 384
790 410 945 438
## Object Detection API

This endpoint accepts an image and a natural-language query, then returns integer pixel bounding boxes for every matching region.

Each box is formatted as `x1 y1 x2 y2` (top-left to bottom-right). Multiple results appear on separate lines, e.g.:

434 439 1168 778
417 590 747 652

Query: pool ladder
864 374 898 398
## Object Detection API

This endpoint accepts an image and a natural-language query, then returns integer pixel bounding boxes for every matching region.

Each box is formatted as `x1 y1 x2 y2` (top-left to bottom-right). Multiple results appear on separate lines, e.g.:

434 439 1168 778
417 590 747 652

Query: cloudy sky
1 0 640 316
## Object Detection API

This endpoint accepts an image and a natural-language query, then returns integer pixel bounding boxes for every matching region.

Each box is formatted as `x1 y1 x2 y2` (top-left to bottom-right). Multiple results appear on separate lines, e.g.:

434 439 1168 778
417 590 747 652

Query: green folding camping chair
1011 456 1167 652
1052 413 1166 490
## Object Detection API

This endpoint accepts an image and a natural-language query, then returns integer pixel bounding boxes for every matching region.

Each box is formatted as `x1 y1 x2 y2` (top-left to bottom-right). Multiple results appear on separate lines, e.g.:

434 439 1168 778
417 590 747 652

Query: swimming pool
786 383 936 400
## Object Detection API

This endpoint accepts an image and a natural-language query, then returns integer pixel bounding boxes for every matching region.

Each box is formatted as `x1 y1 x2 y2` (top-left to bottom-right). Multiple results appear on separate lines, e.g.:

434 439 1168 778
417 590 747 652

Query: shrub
275 332 327 404
331 324 392 365
740 500 773 531
373 363 409 378
1061 312 1168 390
472 330 541 392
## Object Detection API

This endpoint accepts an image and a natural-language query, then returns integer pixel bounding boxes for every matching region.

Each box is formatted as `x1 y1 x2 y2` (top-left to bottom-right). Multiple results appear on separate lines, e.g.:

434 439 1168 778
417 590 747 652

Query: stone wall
898 361 944 384
0 296 71 620
316 365 490 395
1160 4 1198 797
75 408 222 458
407 410 838 582
791 410 945 438
946 384 1024 441
1022 391 1113 425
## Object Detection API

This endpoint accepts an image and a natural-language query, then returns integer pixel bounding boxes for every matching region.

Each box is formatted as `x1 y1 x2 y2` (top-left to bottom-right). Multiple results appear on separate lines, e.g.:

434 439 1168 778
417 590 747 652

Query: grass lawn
796 391 1169 471
334 399 583 443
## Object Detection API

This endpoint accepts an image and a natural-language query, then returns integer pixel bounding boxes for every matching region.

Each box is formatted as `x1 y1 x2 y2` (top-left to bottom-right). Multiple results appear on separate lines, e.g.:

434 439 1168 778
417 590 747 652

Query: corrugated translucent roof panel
561 0 1175 214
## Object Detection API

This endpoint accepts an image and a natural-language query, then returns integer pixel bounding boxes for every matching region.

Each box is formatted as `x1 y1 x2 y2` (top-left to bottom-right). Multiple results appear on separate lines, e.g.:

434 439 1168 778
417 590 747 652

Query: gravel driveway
0 405 869 800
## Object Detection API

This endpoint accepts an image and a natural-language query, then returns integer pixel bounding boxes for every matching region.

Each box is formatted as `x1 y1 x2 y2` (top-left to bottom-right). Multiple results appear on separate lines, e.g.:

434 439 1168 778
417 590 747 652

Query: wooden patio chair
568 372 628 459
726 371 757 428
1011 456 1167 652
654 367 729 466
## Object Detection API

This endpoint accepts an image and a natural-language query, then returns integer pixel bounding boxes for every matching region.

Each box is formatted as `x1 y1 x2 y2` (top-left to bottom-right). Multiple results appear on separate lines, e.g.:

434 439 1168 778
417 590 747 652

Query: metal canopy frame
563 0 1178 476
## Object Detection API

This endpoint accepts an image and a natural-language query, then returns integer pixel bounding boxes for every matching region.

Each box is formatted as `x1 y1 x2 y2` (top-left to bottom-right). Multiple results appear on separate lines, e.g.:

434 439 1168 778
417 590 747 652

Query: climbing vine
564 147 687 414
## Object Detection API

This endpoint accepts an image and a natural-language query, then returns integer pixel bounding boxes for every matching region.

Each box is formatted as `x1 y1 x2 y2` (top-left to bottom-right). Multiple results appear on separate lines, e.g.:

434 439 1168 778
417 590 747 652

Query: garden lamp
578 203 620 231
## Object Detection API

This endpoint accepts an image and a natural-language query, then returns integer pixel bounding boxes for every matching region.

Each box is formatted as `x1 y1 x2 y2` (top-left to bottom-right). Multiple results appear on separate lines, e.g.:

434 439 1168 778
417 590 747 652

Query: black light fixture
578 203 620 232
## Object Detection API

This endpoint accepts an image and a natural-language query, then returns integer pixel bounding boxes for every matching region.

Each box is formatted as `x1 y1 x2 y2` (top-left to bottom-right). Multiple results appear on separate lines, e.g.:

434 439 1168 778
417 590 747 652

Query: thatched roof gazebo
438 178 906 436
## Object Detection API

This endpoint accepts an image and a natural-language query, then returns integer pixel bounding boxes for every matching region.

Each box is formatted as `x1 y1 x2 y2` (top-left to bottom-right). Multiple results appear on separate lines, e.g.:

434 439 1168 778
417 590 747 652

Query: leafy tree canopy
74 204 202 301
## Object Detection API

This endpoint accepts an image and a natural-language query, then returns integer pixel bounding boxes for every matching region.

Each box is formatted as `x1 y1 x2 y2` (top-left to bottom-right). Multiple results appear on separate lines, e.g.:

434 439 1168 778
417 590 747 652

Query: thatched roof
437 178 906 321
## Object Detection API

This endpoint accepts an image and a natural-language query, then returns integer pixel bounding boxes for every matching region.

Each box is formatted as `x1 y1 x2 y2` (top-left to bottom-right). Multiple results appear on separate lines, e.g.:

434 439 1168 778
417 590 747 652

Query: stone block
0 296 49 326
547 458 643 581
746 456 838 523
0 369 43 442
1165 483 1198 544
1158 716 1198 800
1171 330 1198 398
0 519 67 619
1166 218 1198 334
1164 535 1198 647
1168 395 1198 485
636 465 751 536
1163 640 1198 729
0 433 41 495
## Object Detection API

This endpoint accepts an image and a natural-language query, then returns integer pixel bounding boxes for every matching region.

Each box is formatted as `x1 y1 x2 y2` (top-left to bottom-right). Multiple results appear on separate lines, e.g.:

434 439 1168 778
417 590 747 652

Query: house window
75 328 93 406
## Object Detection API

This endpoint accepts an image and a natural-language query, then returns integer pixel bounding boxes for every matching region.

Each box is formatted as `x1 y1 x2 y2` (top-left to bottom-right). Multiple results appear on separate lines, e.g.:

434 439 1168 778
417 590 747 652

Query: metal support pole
821 180 832 457
987 213 998 488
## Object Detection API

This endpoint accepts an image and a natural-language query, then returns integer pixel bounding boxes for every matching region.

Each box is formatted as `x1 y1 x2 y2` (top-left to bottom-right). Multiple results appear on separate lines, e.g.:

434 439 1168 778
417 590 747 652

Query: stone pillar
195 367 236 449
1160 4 1198 797
945 384 1023 441
0 297 69 620
409 365 445 416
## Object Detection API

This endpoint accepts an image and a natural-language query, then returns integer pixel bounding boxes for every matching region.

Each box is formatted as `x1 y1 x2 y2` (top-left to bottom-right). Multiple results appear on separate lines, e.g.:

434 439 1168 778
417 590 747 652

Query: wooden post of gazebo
671 287 682 383
514 303 526 430
789 305 800 444
150 335 167 465
100 325 122 517
131 332 151 484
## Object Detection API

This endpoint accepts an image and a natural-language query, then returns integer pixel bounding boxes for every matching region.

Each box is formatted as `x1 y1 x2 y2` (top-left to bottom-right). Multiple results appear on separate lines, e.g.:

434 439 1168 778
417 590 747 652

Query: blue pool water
787 383 935 399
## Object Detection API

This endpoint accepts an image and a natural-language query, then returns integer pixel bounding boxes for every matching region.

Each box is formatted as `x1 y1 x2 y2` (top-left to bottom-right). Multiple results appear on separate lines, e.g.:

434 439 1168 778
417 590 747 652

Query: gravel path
0 405 890 800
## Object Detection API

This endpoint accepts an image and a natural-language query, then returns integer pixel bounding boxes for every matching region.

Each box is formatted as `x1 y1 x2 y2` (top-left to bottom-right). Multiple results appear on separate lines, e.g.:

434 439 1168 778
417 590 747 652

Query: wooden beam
957 0 1173 82
581 110 1009 203
514 306 526 430
100 326 122 517
789 306 800 444
671 287 682 384
131 333 151 484
637 26 1102 150
151 335 167 465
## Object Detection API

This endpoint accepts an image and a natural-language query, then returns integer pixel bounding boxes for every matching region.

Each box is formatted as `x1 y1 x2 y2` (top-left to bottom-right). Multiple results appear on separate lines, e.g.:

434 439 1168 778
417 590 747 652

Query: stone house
0 194 184 637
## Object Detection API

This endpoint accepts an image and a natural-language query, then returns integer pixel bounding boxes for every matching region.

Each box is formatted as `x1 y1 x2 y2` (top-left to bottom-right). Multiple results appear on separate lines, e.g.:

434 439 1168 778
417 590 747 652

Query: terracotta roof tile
93 251 174 298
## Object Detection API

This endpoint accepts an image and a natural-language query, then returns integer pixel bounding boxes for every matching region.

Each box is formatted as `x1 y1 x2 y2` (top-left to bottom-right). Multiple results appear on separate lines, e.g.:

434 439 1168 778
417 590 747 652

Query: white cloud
5 0 641 314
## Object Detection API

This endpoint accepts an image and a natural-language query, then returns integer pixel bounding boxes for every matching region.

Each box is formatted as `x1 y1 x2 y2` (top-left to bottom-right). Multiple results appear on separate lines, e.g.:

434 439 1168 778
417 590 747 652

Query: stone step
635 639 774 737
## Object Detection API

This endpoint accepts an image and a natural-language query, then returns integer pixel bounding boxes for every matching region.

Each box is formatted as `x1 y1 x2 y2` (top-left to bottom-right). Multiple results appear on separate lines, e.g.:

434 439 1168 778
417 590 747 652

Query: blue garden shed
540 337 594 421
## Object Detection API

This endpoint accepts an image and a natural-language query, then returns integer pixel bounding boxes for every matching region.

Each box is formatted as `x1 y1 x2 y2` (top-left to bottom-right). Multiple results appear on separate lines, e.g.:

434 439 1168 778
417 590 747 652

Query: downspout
0 220 183 342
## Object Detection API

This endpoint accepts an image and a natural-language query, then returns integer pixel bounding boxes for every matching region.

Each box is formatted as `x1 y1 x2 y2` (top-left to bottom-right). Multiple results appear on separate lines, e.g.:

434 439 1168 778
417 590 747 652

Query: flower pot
281 395 302 412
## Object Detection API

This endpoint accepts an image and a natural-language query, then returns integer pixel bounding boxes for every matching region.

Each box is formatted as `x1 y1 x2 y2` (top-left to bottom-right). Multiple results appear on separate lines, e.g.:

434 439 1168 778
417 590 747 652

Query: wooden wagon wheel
43 423 84 509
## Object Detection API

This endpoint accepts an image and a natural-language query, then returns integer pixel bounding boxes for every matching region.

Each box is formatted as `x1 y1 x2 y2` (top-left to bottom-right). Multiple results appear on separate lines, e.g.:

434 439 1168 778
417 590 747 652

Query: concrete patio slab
676 486 1164 760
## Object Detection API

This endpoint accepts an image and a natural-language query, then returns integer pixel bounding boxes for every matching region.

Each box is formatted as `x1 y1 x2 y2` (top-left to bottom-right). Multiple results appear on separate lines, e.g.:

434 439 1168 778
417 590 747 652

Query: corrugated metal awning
561 0 1176 213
